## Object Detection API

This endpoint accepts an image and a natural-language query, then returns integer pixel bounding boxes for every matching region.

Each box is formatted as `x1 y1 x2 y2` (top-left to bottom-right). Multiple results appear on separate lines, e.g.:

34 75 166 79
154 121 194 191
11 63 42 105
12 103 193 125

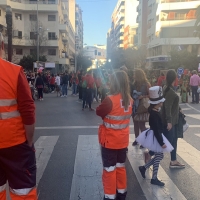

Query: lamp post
36 0 39 63
6 6 12 62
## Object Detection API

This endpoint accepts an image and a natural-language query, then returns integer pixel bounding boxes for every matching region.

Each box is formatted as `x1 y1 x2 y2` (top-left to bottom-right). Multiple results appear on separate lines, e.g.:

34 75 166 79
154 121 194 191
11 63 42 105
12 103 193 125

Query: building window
48 15 56 21
48 49 56 55
29 14 37 21
98 52 101 56
15 13 22 20
30 49 35 55
30 32 36 40
18 31 22 39
16 49 23 55
48 32 56 40
94 50 97 55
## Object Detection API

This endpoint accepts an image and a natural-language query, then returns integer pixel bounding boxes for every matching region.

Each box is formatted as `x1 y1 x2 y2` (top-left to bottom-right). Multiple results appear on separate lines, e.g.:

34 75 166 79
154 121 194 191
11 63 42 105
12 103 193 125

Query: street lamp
36 0 39 63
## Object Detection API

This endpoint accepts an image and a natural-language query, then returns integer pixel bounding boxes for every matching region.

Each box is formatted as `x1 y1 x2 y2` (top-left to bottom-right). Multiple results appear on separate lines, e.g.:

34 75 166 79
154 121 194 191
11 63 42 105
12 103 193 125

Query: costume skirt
136 129 174 153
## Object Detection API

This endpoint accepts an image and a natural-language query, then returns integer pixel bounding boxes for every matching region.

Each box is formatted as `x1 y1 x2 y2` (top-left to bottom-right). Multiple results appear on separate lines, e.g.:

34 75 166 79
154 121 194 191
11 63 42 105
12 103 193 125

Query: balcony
59 58 69 65
63 9 68 17
136 5 139 12
59 23 68 33
6 0 59 11
161 0 199 10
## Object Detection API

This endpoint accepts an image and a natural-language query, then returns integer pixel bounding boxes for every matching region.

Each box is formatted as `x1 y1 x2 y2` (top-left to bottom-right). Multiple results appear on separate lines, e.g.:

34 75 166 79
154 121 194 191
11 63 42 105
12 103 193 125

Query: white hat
148 86 165 104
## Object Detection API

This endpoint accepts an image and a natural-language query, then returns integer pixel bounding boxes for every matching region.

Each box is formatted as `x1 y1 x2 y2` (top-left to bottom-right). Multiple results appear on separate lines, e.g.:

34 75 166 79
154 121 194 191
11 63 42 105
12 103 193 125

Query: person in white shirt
55 74 61 97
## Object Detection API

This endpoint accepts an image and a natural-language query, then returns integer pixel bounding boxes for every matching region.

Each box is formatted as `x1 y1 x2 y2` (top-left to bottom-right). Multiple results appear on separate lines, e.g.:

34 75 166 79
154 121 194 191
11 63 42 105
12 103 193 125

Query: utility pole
36 0 39 64
6 6 12 62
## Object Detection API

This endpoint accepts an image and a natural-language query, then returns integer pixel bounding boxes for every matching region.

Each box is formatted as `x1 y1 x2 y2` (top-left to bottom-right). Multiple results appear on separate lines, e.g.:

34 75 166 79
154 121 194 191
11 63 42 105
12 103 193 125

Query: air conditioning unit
13 30 18 37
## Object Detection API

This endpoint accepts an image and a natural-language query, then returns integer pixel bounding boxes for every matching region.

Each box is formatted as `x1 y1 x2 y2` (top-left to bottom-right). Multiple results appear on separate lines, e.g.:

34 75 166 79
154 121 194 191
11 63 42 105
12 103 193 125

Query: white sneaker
183 123 189 133
61 95 64 97
41 98 44 101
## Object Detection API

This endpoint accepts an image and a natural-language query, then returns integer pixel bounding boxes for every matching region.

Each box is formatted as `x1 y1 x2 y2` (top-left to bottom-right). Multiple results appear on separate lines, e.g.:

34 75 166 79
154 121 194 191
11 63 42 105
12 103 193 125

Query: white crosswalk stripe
69 134 200 200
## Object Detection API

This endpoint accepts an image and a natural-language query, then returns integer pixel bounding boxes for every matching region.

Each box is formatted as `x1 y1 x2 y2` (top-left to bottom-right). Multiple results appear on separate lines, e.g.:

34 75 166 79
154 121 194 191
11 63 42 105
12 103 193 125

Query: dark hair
165 70 176 94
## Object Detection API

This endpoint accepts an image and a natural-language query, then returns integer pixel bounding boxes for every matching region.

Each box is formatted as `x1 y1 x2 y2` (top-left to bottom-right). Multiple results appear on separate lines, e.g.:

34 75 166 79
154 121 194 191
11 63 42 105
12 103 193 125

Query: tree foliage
169 49 199 71
19 55 47 71
77 54 92 71
109 47 147 70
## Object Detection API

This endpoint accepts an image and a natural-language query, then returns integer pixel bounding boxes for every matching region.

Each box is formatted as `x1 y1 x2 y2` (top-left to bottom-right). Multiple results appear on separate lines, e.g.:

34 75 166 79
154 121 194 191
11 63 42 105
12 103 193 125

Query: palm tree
194 5 200 38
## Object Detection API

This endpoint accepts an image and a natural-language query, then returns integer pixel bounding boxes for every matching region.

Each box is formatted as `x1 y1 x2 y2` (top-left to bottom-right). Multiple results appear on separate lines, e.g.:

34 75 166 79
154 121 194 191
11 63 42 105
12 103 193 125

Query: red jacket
86 74 95 88
70 76 79 85
157 76 166 86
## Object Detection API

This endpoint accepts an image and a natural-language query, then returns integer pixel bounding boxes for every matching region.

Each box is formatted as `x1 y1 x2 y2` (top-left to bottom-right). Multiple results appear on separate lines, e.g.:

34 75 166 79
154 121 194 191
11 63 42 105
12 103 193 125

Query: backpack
82 80 87 88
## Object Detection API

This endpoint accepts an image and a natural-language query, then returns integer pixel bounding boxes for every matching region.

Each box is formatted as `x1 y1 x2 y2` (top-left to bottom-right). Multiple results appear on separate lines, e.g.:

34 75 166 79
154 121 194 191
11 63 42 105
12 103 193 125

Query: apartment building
145 0 200 68
107 0 138 53
0 0 76 72
75 4 83 54
83 45 106 68
136 0 148 46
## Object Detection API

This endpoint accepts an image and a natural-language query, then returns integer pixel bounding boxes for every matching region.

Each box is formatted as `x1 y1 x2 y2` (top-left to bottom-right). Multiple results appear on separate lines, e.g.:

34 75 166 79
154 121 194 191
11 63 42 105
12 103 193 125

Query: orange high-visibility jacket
0 59 26 148
98 94 133 149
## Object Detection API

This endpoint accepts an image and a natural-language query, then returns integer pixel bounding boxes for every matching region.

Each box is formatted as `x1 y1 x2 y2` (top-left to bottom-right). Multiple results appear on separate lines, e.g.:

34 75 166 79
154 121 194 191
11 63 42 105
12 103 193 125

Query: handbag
136 97 149 114
134 112 149 122
197 87 200 94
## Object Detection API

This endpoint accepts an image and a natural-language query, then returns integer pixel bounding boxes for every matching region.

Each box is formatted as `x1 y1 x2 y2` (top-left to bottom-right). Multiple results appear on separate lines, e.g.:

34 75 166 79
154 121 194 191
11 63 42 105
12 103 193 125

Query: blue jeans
72 84 77 95
62 84 68 96
82 88 87 108
163 125 177 161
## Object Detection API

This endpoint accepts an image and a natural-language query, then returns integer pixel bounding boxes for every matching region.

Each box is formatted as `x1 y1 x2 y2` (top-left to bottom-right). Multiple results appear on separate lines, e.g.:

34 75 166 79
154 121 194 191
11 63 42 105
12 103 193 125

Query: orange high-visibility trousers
9 188 37 200
0 183 6 200
101 147 127 200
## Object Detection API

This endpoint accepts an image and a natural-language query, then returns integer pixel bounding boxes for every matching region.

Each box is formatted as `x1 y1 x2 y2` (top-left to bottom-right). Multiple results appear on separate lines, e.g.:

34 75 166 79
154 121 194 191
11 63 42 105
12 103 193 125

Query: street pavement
33 92 200 200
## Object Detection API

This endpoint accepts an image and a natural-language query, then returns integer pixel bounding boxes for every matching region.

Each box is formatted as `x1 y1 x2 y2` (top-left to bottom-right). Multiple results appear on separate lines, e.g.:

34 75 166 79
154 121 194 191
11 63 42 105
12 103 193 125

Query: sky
76 0 117 46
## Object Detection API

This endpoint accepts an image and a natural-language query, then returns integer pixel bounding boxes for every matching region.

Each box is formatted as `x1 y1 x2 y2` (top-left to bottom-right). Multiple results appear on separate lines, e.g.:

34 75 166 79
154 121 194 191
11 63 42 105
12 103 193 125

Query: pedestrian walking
137 86 173 187
71 73 79 95
86 70 95 111
55 74 61 97
61 71 69 97
162 70 185 168
132 69 151 147
96 71 133 200
0 32 37 199
50 74 55 93
35 73 44 101
190 70 200 104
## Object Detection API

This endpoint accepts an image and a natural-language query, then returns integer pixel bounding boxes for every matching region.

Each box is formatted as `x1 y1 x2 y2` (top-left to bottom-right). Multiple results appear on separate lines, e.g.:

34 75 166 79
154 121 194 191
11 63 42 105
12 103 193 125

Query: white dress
136 129 174 153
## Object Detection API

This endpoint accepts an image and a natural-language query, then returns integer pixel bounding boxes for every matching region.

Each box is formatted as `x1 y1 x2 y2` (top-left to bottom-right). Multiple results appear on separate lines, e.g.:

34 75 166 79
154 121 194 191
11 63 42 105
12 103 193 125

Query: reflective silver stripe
10 187 33 195
117 189 127 194
105 194 116 199
104 165 116 172
103 122 129 130
0 184 6 192
116 163 125 168
105 114 131 120
0 99 17 106
0 110 20 119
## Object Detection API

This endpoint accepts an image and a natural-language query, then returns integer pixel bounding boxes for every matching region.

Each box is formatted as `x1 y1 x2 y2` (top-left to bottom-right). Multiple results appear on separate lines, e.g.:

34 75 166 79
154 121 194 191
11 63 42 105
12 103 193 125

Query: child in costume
136 86 173 187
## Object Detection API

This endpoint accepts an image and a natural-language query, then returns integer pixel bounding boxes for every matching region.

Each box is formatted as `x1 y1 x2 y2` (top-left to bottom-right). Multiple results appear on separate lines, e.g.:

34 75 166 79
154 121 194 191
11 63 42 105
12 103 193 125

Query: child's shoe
151 178 165 187
139 166 146 179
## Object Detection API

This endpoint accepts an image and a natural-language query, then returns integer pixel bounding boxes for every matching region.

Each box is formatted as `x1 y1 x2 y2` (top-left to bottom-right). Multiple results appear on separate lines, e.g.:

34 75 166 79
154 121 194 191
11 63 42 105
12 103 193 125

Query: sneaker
41 98 44 101
89 108 95 111
132 141 138 146
61 95 64 98
169 161 185 169
183 123 189 133
64 95 66 97
139 166 146 179
82 108 84 111
151 178 165 187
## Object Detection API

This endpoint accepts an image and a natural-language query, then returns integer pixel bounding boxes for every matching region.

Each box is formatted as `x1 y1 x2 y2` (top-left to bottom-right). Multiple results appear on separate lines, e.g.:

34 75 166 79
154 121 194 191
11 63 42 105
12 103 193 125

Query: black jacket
61 74 69 85
149 110 164 146
35 76 44 87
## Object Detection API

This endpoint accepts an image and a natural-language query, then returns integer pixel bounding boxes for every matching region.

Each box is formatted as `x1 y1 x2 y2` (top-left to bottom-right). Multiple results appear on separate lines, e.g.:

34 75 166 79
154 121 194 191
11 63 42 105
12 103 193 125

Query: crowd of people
96 67 195 200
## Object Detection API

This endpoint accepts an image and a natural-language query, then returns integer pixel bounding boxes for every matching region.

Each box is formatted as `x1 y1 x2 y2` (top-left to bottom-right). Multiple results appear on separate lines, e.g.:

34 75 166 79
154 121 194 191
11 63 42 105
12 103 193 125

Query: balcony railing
10 0 58 4
161 0 199 3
